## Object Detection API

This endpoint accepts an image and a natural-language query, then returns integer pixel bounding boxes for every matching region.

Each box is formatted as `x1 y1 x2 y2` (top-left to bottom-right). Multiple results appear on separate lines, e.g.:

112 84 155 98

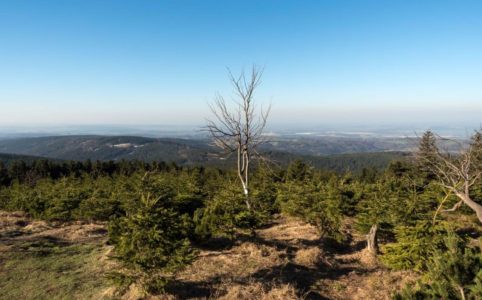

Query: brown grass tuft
358 248 378 267
294 247 323 268
258 216 319 244
23 220 50 232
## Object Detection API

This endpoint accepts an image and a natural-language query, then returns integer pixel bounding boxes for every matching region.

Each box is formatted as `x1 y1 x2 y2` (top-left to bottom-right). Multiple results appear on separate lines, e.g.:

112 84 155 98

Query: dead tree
366 224 378 255
205 66 270 210
419 130 482 223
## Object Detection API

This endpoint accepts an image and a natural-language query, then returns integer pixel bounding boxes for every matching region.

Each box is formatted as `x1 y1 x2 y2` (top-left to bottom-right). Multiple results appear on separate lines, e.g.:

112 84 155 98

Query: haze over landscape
1 1 482 300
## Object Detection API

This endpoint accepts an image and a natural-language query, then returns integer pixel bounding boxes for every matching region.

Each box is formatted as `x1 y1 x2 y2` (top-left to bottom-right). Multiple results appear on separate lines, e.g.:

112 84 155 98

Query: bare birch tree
418 130 482 223
205 66 270 210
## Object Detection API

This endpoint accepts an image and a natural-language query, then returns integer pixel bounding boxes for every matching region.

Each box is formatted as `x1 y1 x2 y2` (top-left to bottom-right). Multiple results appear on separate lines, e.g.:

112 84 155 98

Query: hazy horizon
0 122 480 140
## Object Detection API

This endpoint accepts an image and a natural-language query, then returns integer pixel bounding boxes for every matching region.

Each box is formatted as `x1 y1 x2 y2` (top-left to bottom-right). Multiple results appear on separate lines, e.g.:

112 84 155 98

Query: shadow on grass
167 261 363 299
164 280 212 299
11 235 72 256
193 236 236 252
247 235 368 299
320 238 366 256
0 230 24 239
166 232 373 299
456 226 482 239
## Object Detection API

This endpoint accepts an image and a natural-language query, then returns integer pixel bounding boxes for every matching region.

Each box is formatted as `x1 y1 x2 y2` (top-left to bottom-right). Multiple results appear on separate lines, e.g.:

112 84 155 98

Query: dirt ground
0 211 414 299
167 216 414 300
0 211 108 246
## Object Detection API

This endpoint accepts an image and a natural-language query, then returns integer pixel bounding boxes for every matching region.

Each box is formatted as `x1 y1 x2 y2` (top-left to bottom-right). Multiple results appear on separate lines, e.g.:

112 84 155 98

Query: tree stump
366 224 378 255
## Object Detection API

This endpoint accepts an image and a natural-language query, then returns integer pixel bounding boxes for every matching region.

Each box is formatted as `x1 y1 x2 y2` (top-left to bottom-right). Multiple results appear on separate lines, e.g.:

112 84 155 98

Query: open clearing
0 211 412 299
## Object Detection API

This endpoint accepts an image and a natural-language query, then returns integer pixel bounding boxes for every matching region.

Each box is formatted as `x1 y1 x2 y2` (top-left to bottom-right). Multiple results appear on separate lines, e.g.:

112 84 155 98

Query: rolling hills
0 136 214 164
0 135 411 172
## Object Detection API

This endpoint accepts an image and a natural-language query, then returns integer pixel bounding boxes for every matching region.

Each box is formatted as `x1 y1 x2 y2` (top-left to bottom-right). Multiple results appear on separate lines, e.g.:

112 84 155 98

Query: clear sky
0 0 481 129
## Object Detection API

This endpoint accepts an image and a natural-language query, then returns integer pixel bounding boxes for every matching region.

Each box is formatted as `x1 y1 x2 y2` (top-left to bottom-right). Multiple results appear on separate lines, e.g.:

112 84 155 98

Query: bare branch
432 191 453 225
205 66 270 209
442 200 463 212
418 130 482 223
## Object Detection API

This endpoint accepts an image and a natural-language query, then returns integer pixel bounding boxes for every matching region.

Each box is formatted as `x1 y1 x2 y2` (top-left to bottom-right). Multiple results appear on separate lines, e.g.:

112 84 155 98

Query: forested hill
304 151 411 173
0 153 54 165
0 136 214 164
0 135 410 172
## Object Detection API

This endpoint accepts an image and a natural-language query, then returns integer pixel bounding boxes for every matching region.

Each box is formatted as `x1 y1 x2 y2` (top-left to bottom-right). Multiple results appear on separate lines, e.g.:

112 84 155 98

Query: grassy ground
0 243 111 300
0 212 113 300
0 211 413 299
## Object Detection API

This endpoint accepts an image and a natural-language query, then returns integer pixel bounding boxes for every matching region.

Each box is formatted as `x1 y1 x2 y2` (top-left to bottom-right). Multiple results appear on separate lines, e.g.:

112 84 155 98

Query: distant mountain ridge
0 135 412 172
0 135 215 164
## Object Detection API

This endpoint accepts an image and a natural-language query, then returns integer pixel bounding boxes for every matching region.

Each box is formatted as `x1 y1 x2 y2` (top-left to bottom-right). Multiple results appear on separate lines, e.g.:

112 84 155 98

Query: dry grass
0 211 107 245
358 248 379 267
293 247 323 268
0 211 416 299
0 211 29 233
217 282 299 300
178 241 287 282
171 215 416 299
319 269 416 300
258 216 319 243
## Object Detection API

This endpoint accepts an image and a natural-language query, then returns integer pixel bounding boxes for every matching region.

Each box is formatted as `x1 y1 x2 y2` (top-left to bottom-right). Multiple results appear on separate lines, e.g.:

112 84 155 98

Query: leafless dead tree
205 66 271 210
419 130 482 223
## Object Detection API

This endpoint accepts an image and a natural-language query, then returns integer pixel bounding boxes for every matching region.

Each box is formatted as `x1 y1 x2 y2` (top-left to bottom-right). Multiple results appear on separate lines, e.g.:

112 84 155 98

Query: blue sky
0 0 481 128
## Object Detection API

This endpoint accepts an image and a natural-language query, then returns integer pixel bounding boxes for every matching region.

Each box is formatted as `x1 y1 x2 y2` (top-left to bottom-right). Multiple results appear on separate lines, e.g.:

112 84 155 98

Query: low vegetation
0 129 481 299
0 212 112 300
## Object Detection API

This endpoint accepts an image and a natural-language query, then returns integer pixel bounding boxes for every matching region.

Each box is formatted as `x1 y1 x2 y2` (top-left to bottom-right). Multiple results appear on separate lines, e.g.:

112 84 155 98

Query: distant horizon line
0 121 480 128
0 122 480 139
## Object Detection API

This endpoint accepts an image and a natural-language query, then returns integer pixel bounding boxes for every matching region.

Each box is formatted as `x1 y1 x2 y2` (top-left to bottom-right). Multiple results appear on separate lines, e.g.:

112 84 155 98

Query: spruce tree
108 193 194 293
471 129 482 168
417 130 438 180
0 161 8 186
395 232 482 299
